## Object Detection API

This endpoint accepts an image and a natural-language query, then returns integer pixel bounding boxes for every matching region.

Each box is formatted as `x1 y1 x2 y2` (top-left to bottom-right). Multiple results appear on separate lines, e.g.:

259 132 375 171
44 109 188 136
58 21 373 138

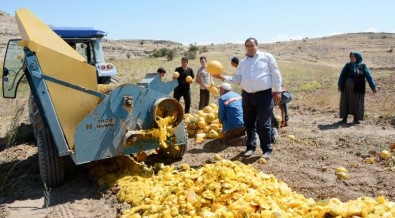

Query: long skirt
339 78 365 120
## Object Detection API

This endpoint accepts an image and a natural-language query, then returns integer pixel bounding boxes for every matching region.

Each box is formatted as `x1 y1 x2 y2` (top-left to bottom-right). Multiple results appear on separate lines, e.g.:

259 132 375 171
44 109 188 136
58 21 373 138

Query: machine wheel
37 128 65 187
30 94 65 187
159 125 188 159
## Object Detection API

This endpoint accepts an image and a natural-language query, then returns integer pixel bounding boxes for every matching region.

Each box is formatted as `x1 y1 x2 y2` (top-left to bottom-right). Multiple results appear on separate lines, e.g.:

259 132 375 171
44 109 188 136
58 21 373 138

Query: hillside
1 10 394 69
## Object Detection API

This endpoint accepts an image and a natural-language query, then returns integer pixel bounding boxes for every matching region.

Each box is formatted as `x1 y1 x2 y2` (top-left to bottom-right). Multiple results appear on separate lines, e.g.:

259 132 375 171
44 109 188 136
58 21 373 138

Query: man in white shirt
214 37 282 159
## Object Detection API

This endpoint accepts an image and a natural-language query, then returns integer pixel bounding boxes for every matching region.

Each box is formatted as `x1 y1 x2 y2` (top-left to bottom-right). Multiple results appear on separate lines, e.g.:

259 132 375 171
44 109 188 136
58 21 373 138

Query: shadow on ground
0 123 35 153
0 150 102 208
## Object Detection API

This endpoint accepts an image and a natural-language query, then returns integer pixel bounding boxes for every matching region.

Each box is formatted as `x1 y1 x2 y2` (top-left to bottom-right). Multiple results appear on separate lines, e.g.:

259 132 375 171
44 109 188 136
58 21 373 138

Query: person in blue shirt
218 83 245 144
157 67 166 79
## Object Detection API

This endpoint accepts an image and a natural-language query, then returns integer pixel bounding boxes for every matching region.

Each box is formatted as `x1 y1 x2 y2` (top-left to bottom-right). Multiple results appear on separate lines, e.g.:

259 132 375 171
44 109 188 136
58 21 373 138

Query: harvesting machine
2 9 187 187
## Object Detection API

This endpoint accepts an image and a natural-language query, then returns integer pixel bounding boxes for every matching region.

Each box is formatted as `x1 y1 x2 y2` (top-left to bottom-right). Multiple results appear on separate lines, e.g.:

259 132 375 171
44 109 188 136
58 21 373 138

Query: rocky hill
0 11 182 60
1 10 394 69
0 11 19 57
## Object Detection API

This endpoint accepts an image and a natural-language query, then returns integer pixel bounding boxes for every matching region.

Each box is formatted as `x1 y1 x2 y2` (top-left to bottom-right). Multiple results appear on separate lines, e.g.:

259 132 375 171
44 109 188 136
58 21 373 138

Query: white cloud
267 34 304 43
328 32 344 36
364 27 378 33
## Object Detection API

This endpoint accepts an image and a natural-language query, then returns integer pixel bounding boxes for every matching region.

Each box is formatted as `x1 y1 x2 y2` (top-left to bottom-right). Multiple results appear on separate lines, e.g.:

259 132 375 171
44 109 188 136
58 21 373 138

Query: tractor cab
51 27 117 84
2 26 117 98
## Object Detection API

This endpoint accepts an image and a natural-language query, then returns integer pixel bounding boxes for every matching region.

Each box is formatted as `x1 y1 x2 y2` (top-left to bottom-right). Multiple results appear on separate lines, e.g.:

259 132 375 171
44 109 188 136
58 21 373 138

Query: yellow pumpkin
187 117 198 130
211 119 220 125
209 86 219 95
197 120 206 129
203 126 210 133
196 133 207 139
186 76 193 83
258 158 267 164
195 137 203 144
206 60 224 76
214 154 222 161
365 157 375 164
379 150 391 160
208 129 219 139
336 167 348 174
203 106 213 113
172 71 180 79
196 129 204 134
210 123 220 132
196 110 204 116
336 172 349 180
209 103 218 110
205 113 216 123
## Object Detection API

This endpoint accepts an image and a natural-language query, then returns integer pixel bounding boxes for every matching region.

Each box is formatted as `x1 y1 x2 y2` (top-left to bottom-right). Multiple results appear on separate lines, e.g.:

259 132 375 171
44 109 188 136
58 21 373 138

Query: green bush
184 50 197 60
166 49 176 61
150 48 169 58
199 46 209 54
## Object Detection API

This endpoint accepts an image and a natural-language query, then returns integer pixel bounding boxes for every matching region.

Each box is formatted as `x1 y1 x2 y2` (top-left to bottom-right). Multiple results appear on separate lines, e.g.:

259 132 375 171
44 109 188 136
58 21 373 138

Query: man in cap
218 83 245 144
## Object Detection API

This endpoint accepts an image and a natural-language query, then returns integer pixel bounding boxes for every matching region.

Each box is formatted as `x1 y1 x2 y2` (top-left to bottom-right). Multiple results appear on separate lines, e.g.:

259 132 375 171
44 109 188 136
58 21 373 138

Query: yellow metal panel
16 8 99 150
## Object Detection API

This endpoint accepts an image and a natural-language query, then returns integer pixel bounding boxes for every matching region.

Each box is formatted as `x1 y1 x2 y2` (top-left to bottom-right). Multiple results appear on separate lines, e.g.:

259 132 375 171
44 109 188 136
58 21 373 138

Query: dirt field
1 94 394 217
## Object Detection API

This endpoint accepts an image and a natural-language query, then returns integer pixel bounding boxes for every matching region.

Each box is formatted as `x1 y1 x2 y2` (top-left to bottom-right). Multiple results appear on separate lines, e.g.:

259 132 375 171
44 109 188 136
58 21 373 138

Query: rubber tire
37 128 65 187
30 94 65 187
159 126 188 159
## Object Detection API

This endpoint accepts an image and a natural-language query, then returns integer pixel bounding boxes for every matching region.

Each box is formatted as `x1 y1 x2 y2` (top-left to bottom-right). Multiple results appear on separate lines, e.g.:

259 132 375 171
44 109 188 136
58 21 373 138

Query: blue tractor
2 9 188 187
50 26 118 84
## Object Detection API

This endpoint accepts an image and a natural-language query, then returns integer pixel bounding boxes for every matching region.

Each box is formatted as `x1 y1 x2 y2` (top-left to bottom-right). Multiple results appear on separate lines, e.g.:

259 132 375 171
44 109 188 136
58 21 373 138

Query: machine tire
37 128 65 187
30 94 66 187
159 125 188 159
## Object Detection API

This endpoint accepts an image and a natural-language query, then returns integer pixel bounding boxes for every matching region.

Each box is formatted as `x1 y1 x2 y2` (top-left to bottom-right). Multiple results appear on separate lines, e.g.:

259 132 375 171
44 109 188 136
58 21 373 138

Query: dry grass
0 33 393 135
107 55 395 127
1 53 393 124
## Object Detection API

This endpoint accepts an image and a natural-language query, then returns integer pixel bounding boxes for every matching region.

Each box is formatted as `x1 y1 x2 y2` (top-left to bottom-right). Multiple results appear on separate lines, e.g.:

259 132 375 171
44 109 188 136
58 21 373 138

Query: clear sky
2 0 395 45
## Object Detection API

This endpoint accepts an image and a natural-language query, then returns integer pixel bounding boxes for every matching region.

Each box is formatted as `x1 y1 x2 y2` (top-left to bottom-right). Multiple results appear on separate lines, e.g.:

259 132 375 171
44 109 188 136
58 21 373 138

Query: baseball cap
218 83 232 91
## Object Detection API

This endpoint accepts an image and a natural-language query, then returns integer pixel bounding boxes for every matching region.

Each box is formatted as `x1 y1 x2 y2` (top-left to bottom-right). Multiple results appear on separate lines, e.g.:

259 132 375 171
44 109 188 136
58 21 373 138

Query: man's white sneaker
244 150 254 157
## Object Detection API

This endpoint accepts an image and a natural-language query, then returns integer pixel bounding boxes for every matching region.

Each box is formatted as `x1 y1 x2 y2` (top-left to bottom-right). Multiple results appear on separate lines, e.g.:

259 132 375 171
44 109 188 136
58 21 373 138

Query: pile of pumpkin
183 103 224 143
91 157 395 218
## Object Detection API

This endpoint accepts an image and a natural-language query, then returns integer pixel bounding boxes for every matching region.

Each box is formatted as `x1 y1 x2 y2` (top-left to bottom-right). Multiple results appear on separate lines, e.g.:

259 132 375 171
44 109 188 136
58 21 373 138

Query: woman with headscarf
338 52 378 124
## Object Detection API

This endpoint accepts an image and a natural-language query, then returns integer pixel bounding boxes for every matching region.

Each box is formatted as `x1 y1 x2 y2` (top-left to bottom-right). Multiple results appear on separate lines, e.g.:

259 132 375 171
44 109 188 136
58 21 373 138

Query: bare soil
1 99 394 217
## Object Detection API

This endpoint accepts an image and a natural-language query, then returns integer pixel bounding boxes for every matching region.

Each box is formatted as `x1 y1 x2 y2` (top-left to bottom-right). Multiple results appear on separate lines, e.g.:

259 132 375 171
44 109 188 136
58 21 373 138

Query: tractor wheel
36 128 65 187
30 94 65 187
159 125 188 159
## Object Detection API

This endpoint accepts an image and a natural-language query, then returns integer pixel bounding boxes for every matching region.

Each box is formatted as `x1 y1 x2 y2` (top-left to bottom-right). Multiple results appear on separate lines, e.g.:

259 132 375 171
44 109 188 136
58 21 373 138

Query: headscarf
349 51 364 75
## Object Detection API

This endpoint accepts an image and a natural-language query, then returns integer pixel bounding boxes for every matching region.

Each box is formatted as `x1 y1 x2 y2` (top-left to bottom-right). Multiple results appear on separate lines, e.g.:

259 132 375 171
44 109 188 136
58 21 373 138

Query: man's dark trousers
242 89 273 153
